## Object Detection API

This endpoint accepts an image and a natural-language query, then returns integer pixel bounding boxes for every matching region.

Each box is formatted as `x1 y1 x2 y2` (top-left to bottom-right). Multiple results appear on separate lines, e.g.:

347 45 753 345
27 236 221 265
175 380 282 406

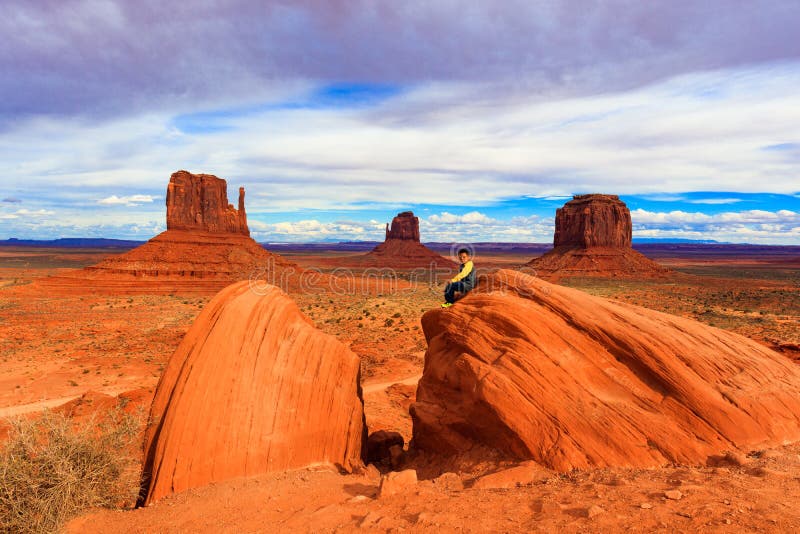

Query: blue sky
1 1 800 244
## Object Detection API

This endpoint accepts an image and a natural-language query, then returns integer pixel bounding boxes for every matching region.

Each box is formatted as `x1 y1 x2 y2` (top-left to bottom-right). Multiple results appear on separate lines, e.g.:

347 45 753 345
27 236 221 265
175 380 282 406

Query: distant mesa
411 269 800 471
36 170 295 294
355 211 456 268
141 281 365 504
528 194 670 278
384 211 420 241
166 170 249 235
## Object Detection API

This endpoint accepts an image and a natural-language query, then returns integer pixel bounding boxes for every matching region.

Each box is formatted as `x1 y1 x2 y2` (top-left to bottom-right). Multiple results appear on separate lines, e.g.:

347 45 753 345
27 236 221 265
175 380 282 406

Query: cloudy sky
2 1 799 244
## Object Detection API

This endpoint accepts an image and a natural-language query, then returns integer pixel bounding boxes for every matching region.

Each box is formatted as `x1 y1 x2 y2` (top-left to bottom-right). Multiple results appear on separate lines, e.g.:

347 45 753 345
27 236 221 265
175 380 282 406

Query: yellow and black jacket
450 260 476 290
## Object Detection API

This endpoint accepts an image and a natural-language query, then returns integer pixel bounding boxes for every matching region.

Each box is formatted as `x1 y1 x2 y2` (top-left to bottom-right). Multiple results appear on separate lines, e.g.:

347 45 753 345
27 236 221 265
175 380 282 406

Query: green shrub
0 409 141 533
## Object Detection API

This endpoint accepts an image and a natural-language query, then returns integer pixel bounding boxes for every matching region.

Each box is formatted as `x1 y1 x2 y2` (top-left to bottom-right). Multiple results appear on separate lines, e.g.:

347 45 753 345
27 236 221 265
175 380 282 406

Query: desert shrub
0 409 141 534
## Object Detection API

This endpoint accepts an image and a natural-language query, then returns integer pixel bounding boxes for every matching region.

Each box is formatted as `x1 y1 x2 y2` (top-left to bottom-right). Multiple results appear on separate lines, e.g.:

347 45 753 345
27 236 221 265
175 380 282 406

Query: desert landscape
1 172 798 533
3 3 800 533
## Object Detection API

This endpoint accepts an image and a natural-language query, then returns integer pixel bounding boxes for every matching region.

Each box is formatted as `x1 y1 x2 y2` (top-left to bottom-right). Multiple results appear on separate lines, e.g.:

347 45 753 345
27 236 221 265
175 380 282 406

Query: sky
1 1 800 244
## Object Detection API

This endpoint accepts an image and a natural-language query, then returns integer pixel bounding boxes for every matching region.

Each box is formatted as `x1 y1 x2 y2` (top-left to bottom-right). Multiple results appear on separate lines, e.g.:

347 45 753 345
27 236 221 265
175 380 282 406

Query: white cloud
4 61 800 219
97 194 155 206
686 198 742 204
251 219 385 242
427 211 498 225
632 208 799 225
631 208 800 243
0 208 55 219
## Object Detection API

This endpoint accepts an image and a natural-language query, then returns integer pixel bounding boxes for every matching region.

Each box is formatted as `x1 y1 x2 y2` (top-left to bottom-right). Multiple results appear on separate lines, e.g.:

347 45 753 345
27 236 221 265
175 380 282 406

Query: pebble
664 489 683 500
584 505 605 518
640 503 653 509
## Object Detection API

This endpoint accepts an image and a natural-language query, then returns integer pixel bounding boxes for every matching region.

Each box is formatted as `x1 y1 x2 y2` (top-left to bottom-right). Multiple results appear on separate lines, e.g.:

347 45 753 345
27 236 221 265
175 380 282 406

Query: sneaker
440 302 453 308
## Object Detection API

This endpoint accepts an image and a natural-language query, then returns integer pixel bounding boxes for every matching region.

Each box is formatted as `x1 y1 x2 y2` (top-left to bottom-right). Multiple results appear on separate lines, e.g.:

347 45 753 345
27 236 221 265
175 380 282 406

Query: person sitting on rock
442 248 476 308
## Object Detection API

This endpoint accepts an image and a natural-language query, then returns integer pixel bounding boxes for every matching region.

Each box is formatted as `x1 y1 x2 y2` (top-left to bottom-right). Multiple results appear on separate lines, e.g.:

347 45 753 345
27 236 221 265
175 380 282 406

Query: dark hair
457 248 470 256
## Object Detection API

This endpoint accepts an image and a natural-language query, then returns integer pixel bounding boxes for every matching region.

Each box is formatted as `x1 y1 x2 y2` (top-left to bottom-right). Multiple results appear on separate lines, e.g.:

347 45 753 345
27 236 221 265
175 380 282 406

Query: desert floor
0 246 799 532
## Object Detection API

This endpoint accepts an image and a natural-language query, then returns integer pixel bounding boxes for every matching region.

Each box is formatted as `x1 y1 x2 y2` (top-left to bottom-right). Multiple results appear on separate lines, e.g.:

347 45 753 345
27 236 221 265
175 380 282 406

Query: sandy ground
1 246 799 532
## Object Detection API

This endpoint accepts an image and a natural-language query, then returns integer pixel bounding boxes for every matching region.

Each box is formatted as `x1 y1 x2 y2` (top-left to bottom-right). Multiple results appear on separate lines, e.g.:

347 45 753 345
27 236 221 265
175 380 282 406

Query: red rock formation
554 194 631 248
36 171 296 294
385 211 421 241
357 211 455 268
411 269 800 471
166 170 249 235
529 194 668 278
141 281 365 504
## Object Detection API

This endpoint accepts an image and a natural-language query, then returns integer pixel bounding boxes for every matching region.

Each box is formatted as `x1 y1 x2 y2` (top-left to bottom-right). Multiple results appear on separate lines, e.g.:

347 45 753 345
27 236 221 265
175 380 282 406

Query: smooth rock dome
411 269 800 470
141 281 365 504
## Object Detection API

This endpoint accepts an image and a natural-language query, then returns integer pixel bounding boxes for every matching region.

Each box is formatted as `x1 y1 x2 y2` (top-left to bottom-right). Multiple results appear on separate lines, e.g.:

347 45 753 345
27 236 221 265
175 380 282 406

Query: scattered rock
433 472 464 491
707 450 749 467
640 503 653 509
664 490 683 500
746 467 784 478
366 430 404 464
471 461 552 489
583 505 605 518
379 469 418 498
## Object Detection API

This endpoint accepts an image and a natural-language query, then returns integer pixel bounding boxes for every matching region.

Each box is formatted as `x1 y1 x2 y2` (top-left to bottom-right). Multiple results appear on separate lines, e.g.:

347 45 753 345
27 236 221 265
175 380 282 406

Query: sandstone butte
355 211 456 268
528 194 670 278
411 269 800 471
140 281 365 505
36 170 296 294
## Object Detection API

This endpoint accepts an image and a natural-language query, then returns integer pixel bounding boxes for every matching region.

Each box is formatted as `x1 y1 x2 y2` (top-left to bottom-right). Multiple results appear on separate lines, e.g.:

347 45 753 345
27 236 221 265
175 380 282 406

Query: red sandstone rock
166 170 249 235
385 211 421 241
378 469 418 498
36 171 296 294
529 194 669 278
358 211 455 268
141 282 365 504
410 269 800 471
554 194 631 248
471 462 553 489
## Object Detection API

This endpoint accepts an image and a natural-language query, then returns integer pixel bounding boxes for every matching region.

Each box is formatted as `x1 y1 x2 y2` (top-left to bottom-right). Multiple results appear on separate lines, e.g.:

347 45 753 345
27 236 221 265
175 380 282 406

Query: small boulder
433 472 464 491
472 461 552 489
379 469 418 498
707 451 749 467
583 505 605 518
664 490 683 500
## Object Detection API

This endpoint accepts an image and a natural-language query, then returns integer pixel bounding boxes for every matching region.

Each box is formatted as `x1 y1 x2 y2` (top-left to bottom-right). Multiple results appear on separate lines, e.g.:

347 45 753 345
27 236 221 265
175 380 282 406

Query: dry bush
0 409 141 534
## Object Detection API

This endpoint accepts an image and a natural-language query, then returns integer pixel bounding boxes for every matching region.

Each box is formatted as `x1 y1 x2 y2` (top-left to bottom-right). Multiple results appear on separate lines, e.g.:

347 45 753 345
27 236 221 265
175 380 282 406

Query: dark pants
444 281 471 304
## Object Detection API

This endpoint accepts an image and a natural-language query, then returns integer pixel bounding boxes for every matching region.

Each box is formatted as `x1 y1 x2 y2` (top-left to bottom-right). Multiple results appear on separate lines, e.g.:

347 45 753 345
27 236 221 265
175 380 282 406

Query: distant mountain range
0 237 146 248
3 237 796 251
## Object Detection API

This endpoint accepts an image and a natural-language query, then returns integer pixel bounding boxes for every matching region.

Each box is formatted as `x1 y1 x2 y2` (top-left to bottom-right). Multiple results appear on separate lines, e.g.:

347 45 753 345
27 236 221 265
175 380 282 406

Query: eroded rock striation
411 269 800 471
141 281 365 504
529 194 668 278
358 211 455 268
166 170 249 235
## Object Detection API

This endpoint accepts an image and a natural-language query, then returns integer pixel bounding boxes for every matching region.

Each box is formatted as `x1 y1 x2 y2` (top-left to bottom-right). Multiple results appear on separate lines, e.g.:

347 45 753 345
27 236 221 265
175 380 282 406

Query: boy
442 248 476 307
